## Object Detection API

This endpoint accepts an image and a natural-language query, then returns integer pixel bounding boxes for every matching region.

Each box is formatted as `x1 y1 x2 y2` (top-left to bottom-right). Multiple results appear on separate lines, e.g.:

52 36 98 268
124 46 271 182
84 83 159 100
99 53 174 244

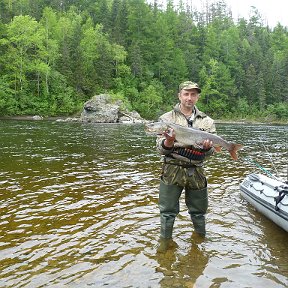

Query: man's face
178 88 199 109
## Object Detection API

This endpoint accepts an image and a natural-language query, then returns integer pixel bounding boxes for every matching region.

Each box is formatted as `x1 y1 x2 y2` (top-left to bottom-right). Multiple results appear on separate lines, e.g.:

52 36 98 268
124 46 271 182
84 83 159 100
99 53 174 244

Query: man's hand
163 128 175 148
202 139 213 150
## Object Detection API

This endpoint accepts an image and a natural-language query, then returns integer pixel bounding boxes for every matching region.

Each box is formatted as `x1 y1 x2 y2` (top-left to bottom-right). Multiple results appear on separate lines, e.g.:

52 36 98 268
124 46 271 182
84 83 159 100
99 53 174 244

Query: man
156 81 216 242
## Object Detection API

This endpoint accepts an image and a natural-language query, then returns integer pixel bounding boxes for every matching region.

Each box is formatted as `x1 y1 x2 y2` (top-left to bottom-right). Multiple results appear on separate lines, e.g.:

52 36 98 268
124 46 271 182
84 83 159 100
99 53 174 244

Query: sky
154 0 288 28
223 0 288 28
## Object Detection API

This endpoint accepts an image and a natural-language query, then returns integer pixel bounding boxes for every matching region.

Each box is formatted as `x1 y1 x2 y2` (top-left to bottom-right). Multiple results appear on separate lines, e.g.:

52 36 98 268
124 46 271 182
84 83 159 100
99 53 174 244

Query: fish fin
214 146 222 153
229 143 244 160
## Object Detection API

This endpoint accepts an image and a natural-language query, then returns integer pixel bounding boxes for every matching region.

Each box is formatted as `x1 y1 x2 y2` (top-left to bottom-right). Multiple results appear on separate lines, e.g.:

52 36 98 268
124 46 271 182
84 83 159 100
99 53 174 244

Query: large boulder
80 94 145 123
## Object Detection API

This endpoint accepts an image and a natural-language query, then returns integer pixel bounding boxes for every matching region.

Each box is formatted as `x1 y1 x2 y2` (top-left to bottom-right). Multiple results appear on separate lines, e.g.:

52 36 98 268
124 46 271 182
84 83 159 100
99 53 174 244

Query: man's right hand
163 128 175 148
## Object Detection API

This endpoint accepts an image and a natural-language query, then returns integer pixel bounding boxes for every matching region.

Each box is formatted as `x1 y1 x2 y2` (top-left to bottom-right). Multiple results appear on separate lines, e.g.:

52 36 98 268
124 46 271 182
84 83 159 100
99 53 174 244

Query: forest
0 0 287 121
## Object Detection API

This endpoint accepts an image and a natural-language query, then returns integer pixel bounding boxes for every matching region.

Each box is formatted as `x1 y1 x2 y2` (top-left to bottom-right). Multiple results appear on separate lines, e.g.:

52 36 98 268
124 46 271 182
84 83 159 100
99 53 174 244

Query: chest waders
159 165 208 239
185 186 208 236
157 107 214 239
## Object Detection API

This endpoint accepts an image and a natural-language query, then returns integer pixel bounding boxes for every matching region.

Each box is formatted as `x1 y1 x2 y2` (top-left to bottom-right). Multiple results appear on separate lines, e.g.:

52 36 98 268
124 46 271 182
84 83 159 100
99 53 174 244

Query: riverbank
0 115 75 121
1 115 287 125
214 118 288 125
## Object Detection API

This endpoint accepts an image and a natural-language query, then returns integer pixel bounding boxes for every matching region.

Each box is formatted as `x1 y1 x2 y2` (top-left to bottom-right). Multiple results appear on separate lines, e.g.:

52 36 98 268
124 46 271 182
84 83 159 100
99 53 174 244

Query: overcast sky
224 0 287 27
154 0 288 28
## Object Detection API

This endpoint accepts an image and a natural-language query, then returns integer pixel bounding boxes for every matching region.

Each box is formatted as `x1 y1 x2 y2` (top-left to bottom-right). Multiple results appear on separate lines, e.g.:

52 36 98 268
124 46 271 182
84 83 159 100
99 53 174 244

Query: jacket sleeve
203 146 215 158
156 136 174 155
208 121 217 134
155 114 175 155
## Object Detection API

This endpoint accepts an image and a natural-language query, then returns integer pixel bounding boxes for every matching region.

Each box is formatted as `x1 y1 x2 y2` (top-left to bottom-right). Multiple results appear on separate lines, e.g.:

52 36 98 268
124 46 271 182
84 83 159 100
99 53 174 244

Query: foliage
133 80 164 119
265 102 288 120
0 77 17 115
0 0 287 121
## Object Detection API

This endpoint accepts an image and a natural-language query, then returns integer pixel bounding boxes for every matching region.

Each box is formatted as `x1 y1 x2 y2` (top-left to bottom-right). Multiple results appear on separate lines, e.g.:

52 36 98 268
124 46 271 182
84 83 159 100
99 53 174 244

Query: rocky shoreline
1 115 286 125
0 93 286 125
0 94 147 124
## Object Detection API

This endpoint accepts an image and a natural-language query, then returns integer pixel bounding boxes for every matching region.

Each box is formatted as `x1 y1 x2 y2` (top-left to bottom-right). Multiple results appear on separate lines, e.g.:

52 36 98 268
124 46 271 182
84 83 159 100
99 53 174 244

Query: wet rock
80 94 146 123
32 115 43 120
55 117 79 122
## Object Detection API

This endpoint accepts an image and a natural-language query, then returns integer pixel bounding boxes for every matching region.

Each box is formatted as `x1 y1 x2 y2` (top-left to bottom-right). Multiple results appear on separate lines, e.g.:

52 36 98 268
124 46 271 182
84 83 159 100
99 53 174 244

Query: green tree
199 58 236 117
0 76 16 115
0 0 287 120
257 71 266 111
3 15 49 112
133 80 164 119
244 64 258 108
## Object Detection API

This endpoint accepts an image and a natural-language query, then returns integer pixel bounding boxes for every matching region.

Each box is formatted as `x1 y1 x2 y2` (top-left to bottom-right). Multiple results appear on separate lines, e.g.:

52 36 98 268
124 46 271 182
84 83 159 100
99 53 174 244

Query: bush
265 103 288 119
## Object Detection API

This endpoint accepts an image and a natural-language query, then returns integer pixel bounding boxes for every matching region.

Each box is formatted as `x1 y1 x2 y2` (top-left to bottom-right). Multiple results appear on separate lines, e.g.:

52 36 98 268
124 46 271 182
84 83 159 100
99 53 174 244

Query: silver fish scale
166 122 231 149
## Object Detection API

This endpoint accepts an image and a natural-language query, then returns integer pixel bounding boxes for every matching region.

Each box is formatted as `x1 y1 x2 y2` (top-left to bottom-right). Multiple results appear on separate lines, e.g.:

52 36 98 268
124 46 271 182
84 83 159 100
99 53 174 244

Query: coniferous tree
0 0 287 119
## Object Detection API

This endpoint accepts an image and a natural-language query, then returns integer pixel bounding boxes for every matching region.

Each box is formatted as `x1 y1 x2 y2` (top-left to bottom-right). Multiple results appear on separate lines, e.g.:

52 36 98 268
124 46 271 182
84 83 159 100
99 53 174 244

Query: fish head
144 121 168 136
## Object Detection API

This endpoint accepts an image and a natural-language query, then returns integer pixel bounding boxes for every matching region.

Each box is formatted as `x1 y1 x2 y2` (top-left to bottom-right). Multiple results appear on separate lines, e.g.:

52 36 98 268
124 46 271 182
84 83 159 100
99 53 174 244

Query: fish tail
229 143 244 160
214 146 222 153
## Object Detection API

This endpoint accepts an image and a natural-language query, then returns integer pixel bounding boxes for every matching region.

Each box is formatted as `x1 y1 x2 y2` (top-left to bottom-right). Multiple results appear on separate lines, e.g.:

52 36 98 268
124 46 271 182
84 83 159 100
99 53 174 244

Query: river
0 120 287 288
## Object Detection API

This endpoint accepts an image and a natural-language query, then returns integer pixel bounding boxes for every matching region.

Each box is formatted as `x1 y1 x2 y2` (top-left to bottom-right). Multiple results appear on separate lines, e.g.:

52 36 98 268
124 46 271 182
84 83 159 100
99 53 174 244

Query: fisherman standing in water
156 81 216 247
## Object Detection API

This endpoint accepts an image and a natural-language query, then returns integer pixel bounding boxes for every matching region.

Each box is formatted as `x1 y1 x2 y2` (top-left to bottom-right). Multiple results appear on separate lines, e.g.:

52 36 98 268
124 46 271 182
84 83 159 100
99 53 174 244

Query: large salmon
145 121 243 160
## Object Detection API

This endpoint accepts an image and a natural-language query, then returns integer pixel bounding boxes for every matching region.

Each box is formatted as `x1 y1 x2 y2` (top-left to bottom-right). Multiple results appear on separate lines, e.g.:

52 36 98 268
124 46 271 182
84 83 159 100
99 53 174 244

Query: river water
0 120 287 288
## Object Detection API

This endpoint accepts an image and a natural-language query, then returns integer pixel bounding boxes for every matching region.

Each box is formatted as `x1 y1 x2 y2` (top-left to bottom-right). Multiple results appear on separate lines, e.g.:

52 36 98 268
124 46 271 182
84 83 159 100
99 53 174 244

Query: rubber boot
185 187 208 237
159 180 183 239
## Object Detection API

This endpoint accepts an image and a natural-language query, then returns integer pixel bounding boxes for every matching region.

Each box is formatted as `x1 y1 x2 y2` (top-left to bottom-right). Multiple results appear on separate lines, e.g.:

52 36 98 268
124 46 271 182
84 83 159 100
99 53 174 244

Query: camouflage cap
179 81 201 93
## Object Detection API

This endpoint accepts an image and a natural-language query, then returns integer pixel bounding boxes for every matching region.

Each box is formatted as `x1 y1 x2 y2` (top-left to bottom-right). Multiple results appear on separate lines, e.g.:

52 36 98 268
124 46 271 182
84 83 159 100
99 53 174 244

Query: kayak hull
240 173 288 232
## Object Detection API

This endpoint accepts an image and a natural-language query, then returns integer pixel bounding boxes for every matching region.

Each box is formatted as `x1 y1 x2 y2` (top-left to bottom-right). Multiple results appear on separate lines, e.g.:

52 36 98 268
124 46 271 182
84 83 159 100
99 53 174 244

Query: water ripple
0 121 287 288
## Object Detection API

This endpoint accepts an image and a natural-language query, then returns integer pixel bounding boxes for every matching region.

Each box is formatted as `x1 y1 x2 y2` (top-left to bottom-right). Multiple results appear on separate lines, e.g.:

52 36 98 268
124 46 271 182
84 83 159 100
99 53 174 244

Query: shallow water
0 120 287 288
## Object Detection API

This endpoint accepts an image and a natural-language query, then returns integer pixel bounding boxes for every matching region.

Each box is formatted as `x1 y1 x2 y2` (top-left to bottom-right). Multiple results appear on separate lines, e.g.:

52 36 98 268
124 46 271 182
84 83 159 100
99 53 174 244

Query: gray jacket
156 104 216 165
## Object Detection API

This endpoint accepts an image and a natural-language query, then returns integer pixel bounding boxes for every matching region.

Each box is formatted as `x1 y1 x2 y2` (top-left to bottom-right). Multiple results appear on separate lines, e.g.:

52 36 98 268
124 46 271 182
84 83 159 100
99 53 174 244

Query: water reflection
0 120 287 288
155 236 209 288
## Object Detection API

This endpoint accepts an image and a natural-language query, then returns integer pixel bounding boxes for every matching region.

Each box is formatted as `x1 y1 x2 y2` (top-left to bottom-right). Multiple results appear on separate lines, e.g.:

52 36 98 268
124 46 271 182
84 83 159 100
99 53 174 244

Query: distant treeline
0 0 287 120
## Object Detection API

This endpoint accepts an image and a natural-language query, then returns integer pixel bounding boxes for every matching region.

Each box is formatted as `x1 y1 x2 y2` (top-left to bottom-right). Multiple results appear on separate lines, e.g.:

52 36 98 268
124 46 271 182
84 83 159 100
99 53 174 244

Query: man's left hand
202 139 213 150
